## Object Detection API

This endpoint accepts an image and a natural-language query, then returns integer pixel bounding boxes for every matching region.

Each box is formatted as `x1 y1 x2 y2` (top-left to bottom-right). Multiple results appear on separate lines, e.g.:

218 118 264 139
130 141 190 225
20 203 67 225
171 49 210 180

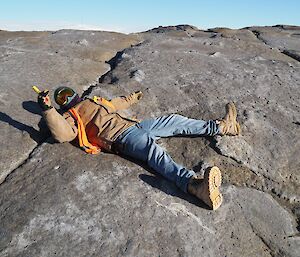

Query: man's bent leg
139 114 220 138
116 125 223 209
147 140 195 192
116 126 195 192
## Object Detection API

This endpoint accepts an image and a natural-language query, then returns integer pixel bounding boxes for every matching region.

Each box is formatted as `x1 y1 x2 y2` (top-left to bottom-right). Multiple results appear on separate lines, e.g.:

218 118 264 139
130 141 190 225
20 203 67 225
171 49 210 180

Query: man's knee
168 113 186 121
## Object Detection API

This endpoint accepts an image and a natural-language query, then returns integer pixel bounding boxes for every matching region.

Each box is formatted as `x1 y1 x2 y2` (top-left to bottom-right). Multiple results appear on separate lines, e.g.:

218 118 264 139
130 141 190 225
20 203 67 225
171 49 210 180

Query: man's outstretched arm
37 91 78 143
109 91 143 111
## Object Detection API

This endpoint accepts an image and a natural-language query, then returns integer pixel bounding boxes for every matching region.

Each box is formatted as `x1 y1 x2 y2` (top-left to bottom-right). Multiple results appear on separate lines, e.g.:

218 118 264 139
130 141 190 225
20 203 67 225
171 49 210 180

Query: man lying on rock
37 87 241 210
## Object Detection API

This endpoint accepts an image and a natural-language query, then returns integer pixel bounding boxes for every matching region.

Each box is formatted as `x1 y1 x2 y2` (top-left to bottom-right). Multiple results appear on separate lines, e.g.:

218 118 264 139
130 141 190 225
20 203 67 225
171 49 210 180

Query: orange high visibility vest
68 108 101 155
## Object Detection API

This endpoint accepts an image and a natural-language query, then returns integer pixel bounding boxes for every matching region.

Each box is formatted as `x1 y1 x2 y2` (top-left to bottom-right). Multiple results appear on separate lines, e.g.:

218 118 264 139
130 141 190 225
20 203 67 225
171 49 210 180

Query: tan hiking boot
188 166 223 210
218 102 241 136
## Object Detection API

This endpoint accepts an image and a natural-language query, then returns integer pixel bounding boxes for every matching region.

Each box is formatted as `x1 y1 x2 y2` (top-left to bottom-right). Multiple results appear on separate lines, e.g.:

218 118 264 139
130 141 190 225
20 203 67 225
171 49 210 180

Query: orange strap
69 108 100 154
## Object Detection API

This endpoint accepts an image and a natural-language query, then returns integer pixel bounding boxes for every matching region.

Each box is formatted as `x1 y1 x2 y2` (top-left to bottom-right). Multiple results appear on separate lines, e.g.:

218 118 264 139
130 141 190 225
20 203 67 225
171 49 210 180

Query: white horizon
0 20 154 34
0 20 292 34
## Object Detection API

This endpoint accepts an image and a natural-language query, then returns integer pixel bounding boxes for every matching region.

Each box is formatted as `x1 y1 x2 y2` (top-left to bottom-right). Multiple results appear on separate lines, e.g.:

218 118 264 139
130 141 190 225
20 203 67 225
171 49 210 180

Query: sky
1 0 299 33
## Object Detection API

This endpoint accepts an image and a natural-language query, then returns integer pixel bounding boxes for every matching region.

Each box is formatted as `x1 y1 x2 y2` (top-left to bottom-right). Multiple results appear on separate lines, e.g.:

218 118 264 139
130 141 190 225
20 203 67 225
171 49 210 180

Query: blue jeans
115 114 220 193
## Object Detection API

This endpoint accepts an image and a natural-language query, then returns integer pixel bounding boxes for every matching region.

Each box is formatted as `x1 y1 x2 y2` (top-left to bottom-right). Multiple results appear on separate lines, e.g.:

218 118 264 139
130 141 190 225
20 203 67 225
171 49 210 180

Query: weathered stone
96 27 300 204
145 24 199 33
0 25 299 256
0 30 140 183
248 25 300 61
0 142 299 257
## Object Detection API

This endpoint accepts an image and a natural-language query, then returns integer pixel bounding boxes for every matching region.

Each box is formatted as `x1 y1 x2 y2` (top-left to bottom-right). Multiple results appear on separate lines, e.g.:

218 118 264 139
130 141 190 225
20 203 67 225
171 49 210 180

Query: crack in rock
282 50 300 62
251 30 300 63
81 41 144 98
155 200 215 234
248 223 275 257
1 42 144 186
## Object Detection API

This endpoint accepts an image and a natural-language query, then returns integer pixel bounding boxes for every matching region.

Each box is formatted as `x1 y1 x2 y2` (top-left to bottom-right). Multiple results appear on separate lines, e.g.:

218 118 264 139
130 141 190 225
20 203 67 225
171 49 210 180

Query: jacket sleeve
110 91 142 111
43 108 78 143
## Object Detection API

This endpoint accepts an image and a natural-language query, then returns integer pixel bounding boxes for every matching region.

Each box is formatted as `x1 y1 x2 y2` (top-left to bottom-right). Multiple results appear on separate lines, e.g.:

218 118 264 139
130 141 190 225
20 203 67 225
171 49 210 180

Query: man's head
54 86 81 109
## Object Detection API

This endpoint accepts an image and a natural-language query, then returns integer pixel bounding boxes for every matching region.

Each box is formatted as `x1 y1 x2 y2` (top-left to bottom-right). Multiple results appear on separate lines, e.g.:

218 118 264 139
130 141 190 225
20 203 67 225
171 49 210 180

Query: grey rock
248 25 300 61
0 30 140 183
98 27 300 204
145 24 199 33
0 142 299 257
0 25 300 256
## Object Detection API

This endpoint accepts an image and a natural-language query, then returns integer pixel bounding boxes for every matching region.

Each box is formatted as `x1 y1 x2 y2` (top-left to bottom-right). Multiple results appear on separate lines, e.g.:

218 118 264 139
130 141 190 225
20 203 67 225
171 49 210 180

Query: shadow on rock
0 101 51 143
22 101 43 116
120 154 209 209
0 111 47 143
23 100 51 140
138 174 209 209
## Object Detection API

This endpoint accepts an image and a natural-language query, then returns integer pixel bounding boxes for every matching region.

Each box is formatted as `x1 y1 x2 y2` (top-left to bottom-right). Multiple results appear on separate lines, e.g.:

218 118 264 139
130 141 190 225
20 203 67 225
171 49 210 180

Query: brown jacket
43 92 141 150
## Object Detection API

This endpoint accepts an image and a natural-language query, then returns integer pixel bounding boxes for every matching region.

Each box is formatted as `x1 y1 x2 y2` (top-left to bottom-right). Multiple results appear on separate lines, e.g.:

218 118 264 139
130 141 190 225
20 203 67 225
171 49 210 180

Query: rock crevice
1 26 299 257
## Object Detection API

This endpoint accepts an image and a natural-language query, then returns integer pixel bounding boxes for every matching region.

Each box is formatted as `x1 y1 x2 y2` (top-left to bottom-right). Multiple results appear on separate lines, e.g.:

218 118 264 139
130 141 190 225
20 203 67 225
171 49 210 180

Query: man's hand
135 91 143 100
38 90 52 110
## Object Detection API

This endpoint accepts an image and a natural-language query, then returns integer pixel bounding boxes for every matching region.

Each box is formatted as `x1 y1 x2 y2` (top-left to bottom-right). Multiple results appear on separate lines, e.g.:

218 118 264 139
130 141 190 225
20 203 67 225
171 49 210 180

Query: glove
37 90 52 110
135 91 143 100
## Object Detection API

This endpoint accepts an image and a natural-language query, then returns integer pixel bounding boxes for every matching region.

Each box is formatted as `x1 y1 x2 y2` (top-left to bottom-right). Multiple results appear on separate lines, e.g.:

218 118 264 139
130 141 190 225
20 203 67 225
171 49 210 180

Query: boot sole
204 167 223 210
208 166 222 189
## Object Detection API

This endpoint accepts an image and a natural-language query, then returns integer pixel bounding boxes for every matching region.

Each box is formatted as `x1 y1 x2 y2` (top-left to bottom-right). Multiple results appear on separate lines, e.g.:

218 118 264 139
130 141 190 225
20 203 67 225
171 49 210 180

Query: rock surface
0 25 299 257
0 30 140 183
248 25 300 61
